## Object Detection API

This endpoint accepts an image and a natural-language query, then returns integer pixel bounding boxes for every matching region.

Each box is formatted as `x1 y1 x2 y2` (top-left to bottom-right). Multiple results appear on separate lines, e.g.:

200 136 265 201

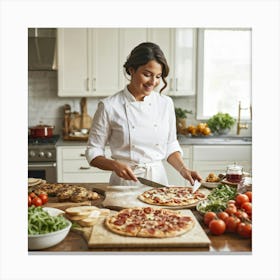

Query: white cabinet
57 28 122 97
192 145 252 179
57 146 111 183
57 28 197 97
163 146 193 186
150 28 197 96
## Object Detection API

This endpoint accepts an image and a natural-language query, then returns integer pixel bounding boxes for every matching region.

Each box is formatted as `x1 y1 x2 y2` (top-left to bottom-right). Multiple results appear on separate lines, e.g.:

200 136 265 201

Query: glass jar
226 163 243 183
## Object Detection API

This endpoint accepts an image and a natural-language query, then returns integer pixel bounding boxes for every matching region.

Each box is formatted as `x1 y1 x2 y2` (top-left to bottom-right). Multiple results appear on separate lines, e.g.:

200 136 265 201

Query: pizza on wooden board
138 186 206 207
105 206 195 238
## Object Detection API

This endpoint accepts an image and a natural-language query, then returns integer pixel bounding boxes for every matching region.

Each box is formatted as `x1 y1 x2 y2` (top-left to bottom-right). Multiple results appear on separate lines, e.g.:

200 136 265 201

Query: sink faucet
237 101 252 135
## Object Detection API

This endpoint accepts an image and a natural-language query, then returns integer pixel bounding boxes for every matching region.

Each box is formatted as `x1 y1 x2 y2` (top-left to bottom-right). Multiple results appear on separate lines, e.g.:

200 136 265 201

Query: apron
109 160 168 186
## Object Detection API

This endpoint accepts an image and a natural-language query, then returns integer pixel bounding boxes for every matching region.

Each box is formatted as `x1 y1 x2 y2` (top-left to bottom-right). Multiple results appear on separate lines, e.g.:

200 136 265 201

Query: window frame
196 28 252 120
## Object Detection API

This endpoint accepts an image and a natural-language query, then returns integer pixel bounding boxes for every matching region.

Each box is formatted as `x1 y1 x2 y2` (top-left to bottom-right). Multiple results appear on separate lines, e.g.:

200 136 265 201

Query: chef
85 42 202 186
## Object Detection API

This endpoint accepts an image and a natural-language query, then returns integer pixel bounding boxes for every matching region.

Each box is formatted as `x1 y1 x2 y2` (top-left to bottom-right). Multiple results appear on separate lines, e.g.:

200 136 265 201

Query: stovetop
28 135 60 145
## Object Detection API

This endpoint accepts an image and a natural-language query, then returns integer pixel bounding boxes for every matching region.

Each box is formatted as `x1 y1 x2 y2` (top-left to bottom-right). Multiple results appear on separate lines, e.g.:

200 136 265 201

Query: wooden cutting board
87 209 210 248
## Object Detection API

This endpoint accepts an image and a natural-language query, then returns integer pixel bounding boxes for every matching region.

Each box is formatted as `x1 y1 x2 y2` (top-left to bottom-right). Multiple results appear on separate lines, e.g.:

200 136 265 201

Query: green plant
175 108 192 119
207 112 236 134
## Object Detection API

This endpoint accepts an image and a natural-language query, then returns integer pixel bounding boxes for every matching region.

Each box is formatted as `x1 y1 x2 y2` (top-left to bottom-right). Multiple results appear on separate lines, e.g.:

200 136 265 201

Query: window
197 29 252 120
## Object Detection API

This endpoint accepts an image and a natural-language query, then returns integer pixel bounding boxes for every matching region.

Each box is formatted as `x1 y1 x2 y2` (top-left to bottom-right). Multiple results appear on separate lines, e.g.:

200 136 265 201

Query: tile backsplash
28 71 251 137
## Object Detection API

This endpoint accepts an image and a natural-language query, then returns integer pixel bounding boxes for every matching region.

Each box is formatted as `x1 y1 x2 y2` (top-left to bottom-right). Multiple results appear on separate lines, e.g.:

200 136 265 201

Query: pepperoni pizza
138 186 206 207
105 207 195 238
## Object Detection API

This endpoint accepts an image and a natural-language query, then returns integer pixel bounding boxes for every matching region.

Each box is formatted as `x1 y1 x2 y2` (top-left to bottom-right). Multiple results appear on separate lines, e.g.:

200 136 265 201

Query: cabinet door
119 28 149 88
57 28 90 97
91 28 122 96
171 28 196 96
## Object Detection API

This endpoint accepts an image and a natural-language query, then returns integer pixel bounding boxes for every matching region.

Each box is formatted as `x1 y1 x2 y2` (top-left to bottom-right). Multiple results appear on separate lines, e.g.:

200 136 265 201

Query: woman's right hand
112 161 138 182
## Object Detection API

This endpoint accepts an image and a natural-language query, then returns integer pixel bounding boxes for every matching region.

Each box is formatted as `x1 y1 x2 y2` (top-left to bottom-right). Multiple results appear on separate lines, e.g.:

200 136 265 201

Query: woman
85 42 202 186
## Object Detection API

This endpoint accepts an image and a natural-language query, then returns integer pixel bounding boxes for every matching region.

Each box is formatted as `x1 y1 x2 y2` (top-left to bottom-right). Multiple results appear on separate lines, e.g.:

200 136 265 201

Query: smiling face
127 60 162 101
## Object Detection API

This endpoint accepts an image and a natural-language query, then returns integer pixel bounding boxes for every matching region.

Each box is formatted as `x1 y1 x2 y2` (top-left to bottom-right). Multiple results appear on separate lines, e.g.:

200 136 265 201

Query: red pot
29 125 54 138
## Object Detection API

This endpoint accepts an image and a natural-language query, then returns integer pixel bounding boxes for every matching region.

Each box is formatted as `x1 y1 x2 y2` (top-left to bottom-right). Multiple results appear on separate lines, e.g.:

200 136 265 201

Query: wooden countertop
32 183 252 253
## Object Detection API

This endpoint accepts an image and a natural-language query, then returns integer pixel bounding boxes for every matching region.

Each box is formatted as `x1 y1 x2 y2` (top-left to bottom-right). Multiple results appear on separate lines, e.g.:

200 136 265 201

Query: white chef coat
85 86 182 186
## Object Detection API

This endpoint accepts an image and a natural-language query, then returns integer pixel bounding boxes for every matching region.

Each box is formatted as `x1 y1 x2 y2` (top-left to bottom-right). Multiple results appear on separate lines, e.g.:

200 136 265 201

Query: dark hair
123 42 169 93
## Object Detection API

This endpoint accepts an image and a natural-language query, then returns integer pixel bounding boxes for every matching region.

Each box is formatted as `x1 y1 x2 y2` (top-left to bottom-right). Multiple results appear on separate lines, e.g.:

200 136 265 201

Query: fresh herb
28 206 69 235
175 108 192 118
207 112 235 134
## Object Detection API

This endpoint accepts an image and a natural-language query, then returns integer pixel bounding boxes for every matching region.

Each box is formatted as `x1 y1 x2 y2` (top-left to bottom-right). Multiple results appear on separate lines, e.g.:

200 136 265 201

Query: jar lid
227 163 243 171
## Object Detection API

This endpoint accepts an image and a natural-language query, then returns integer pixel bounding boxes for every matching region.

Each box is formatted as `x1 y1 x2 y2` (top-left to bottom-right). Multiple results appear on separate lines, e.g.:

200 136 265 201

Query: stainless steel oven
28 135 59 183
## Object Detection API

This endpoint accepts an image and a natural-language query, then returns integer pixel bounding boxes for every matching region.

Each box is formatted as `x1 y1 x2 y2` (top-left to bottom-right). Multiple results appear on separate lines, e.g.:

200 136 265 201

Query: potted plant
175 108 192 134
207 112 236 135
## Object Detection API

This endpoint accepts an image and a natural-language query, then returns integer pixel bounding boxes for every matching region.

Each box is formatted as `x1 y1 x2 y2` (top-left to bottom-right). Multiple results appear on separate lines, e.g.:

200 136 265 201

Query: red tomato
227 200 236 206
241 202 252 214
209 219 226 235
28 196 32 207
225 216 241 233
217 211 229 221
203 212 217 226
237 222 252 238
235 194 249 206
244 191 252 202
29 192 37 199
38 193 48 204
32 197 43 207
225 205 237 215
234 210 249 220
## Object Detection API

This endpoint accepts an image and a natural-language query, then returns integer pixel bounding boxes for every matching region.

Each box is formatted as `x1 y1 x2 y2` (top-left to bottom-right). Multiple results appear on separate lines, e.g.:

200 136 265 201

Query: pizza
138 186 206 207
32 183 100 202
105 206 195 238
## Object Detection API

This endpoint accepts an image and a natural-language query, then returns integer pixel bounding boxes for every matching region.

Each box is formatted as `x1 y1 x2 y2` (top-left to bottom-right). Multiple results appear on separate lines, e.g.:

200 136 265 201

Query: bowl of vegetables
28 206 71 250
196 184 237 215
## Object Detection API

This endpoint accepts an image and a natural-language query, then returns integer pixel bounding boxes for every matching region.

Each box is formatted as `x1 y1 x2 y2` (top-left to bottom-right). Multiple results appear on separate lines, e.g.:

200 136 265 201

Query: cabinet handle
175 78 178 91
80 166 91 170
170 78 173 91
80 153 85 157
86 78 89 91
92 78 96 91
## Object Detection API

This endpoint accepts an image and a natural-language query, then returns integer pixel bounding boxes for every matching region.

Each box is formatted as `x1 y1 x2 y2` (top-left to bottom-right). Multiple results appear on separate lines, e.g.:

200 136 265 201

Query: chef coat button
155 143 159 146
149 103 151 106
132 144 136 148
132 125 135 129
154 124 157 127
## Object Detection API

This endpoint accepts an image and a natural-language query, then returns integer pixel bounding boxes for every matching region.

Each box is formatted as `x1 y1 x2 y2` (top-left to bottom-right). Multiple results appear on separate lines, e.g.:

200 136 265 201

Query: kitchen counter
57 135 252 147
31 183 252 253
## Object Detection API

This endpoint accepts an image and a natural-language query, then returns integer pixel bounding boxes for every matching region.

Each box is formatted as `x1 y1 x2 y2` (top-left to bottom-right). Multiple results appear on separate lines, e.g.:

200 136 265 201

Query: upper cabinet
150 28 197 96
57 28 196 97
57 28 122 97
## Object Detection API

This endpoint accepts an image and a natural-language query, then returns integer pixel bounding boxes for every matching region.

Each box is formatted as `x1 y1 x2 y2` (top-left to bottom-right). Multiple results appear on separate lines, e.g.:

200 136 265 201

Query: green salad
197 184 237 214
28 206 69 235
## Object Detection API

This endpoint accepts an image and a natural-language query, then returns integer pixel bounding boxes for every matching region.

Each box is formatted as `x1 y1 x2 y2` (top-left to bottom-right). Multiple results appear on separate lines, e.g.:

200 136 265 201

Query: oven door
28 162 57 183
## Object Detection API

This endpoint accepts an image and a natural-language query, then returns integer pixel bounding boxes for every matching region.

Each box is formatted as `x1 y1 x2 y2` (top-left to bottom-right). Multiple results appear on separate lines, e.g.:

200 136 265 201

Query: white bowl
200 180 221 189
28 207 71 250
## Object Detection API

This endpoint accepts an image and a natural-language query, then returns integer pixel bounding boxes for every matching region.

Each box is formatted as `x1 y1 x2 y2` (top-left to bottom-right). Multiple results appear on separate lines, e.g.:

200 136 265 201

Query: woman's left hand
180 167 202 186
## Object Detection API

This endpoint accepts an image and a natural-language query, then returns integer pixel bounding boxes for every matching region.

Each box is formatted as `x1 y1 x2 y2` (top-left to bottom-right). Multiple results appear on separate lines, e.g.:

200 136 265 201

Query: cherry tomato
234 210 249 220
227 200 236 206
225 216 241 233
203 212 217 226
235 194 249 206
241 202 252 214
237 222 252 238
209 219 226 235
32 197 43 207
29 192 37 199
217 211 229 221
28 196 32 207
38 193 48 204
244 191 252 202
225 205 237 215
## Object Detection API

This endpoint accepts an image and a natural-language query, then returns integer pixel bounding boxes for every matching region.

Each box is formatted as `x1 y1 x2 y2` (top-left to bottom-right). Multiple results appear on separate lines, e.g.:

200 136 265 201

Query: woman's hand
112 161 138 182
180 167 202 186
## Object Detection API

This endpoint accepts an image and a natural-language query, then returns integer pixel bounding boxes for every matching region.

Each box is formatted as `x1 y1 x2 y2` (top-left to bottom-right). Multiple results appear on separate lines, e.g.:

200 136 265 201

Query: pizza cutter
192 180 201 193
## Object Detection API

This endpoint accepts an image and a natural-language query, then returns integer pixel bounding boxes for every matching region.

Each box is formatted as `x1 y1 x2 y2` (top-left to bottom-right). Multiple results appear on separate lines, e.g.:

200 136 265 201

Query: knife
137 177 168 188
192 180 201 193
